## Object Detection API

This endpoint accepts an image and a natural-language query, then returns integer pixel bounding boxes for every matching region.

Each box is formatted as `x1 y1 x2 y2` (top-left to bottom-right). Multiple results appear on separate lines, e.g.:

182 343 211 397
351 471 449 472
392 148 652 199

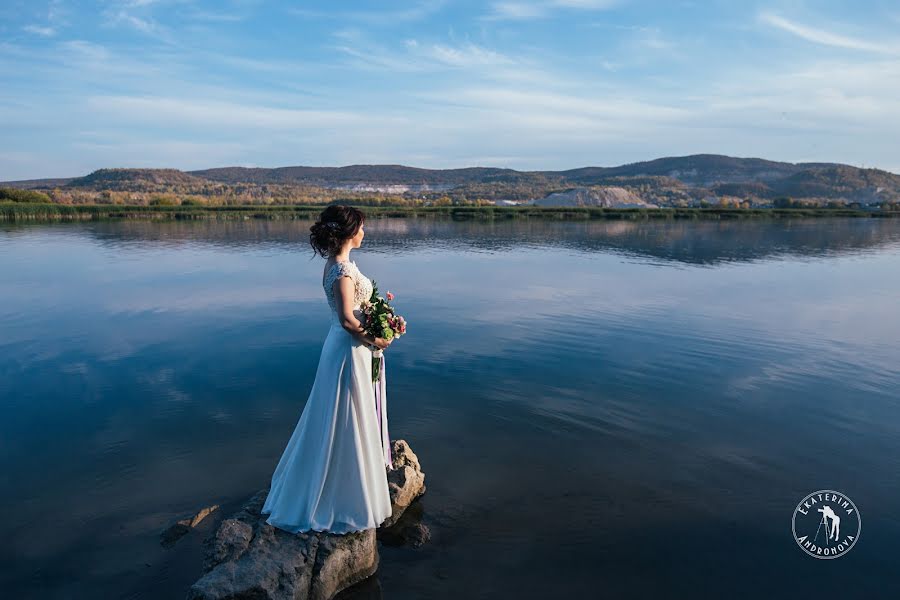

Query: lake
1 217 899 599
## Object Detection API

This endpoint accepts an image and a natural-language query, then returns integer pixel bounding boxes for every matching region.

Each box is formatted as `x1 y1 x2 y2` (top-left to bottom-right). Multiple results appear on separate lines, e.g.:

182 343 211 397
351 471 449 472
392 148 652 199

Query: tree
773 196 794 208
0 187 52 202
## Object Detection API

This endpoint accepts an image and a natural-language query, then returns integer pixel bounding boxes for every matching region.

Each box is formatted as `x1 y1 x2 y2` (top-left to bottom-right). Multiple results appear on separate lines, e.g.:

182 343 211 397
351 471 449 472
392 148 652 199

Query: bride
261 205 395 535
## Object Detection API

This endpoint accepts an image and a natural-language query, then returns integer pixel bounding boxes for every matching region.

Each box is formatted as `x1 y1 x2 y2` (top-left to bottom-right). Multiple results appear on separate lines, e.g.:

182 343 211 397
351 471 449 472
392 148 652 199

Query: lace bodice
323 260 373 324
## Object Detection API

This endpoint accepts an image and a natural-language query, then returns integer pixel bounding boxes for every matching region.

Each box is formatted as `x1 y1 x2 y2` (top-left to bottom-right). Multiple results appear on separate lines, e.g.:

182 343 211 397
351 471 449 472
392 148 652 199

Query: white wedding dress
261 259 393 534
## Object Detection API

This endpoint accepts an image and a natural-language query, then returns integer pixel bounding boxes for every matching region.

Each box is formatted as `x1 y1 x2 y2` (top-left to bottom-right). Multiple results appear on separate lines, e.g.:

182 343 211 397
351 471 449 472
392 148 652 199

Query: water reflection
1 218 899 599
4 217 899 265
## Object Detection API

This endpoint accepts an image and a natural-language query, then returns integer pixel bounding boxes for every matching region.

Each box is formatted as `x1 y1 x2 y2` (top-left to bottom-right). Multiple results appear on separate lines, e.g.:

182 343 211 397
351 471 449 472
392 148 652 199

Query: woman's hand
372 336 393 350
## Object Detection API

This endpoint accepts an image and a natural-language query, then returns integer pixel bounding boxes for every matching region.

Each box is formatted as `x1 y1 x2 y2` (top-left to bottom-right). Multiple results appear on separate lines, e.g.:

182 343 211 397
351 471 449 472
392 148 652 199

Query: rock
189 505 221 527
203 518 254 572
376 499 430 548
188 523 318 600
161 523 192 548
382 440 426 529
160 504 220 548
187 439 427 600
309 530 378 600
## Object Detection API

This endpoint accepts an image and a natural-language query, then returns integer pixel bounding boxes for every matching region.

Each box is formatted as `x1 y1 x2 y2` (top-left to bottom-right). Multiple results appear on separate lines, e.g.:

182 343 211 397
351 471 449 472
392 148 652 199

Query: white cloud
486 0 620 20
185 11 245 22
704 58 900 125
86 95 372 130
69 138 248 171
99 0 189 42
290 0 446 25
331 32 562 86
489 2 546 19
760 12 900 55
553 0 619 7
420 42 515 67
441 87 688 124
633 26 671 50
23 24 56 36
121 0 165 6
105 10 166 36
332 31 530 78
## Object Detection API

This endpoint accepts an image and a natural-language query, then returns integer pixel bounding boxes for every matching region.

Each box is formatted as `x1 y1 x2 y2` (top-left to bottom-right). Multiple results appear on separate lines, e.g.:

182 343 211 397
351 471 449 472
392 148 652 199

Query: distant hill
190 165 552 186
5 155 899 206
189 155 847 187
188 155 898 203
1 177 76 190
772 166 900 202
65 168 208 190
561 154 838 186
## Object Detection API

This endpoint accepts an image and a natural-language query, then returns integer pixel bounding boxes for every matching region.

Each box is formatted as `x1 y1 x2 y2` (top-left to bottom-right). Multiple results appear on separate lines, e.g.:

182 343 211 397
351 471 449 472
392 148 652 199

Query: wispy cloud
485 0 620 20
760 12 900 55
414 41 515 68
330 33 564 87
21 0 67 37
554 0 620 7
331 29 425 72
433 87 688 128
290 0 446 25
631 25 672 51
104 10 169 38
87 95 373 130
23 25 57 37
120 0 167 6
488 2 546 20
99 0 184 42
182 10 246 22
333 31 524 76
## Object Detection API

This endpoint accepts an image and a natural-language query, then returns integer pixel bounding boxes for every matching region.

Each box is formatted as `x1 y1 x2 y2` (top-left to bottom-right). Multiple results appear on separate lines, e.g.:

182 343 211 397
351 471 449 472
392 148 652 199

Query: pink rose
386 291 394 301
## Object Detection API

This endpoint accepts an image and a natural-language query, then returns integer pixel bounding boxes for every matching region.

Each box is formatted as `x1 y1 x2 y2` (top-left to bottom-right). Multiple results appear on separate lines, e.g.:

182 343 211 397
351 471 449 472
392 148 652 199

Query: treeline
0 187 52 202
38 186 374 206
772 197 870 209
6 183 900 212
20 187 500 208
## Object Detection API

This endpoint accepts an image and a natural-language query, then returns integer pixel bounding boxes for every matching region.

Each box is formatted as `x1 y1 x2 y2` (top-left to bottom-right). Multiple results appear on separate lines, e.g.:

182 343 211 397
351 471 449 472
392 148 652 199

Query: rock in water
161 504 220 548
309 530 378 600
189 523 320 600
382 439 426 528
187 439 427 600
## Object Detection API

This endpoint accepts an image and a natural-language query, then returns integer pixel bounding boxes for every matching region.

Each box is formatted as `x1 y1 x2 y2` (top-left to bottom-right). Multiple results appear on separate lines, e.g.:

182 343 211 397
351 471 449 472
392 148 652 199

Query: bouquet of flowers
361 280 407 383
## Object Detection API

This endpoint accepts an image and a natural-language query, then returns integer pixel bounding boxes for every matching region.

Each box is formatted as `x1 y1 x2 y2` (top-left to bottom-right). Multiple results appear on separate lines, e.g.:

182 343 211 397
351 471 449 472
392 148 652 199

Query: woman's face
351 222 365 248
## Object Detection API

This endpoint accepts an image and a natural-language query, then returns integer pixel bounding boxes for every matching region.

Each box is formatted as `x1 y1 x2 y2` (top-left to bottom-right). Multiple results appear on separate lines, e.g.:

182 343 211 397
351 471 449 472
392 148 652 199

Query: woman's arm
333 276 391 349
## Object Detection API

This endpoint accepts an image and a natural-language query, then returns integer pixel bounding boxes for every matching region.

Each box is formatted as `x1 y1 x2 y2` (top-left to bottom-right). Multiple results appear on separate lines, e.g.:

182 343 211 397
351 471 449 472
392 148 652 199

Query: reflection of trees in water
18 217 900 266
416 219 900 264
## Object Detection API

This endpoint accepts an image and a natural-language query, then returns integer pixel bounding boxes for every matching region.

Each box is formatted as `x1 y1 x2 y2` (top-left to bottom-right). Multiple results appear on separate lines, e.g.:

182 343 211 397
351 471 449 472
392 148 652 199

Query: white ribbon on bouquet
372 348 393 470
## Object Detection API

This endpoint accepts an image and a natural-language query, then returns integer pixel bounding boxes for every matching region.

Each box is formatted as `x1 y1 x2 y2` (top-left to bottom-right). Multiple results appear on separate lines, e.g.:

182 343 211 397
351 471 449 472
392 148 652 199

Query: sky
1 0 899 180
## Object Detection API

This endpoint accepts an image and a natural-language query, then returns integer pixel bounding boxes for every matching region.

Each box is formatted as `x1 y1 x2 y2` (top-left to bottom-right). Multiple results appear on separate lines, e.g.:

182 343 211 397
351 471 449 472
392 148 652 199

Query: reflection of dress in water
261 259 392 534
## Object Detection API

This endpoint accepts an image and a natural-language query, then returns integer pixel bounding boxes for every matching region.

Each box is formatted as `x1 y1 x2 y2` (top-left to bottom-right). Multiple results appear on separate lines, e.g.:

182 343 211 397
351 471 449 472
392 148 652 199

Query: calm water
1 218 899 599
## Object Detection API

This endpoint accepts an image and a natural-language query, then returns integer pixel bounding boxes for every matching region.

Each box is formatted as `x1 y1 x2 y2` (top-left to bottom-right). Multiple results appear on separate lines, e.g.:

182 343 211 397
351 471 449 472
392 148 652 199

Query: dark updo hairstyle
309 205 366 258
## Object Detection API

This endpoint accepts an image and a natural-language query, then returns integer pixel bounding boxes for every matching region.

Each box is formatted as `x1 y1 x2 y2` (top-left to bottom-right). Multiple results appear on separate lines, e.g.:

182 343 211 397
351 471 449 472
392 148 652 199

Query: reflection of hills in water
12 218 900 266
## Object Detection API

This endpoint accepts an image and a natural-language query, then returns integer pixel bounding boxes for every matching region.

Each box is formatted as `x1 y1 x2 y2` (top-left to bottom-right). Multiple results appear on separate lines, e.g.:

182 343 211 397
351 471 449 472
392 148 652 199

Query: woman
261 205 395 535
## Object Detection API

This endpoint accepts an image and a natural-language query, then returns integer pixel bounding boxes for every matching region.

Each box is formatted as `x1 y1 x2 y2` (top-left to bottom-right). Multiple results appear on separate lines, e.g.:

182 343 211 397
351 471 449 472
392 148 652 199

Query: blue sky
2 0 899 180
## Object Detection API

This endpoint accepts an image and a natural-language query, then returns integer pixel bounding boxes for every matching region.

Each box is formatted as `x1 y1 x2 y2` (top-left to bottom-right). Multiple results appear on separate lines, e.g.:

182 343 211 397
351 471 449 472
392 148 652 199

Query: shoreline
2 202 898 222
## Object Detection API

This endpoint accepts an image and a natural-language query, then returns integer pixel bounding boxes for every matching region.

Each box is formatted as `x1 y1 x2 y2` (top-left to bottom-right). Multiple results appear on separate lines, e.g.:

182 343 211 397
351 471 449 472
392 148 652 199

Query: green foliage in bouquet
362 279 407 383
